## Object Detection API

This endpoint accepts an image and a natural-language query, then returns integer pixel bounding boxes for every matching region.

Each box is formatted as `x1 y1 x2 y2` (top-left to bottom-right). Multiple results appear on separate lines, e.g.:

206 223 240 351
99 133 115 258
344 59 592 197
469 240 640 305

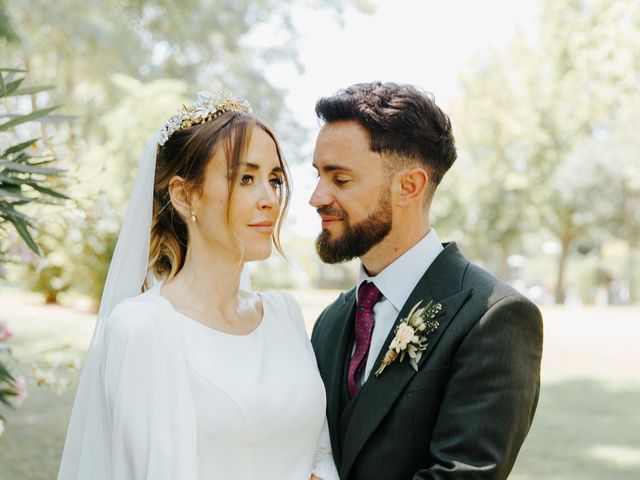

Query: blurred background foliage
436 0 640 304
0 0 372 306
0 0 638 309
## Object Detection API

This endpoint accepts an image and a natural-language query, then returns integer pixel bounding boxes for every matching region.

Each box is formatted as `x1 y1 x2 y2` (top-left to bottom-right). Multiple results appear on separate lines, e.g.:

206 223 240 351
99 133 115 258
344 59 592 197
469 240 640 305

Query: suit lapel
323 289 357 463
340 243 473 478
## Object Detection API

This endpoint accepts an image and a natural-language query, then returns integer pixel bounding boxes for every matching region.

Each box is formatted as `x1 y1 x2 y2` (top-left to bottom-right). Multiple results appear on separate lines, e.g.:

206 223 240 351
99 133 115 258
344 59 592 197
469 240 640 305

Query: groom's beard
315 191 392 264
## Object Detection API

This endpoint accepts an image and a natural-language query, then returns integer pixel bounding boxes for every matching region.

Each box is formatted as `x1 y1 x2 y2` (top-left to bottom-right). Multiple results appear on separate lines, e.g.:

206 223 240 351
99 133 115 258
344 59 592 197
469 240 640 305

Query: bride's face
192 126 284 262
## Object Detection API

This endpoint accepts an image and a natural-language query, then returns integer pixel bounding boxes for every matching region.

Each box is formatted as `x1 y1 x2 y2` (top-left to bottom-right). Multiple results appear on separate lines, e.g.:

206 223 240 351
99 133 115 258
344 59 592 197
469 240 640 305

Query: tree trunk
554 235 572 304
628 246 637 304
497 241 514 281
44 290 58 304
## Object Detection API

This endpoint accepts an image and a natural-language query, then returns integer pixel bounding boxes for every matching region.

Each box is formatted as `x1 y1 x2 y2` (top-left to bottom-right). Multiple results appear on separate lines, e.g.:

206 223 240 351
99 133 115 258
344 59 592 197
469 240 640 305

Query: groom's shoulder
311 287 355 340
442 243 525 302
462 259 540 316
463 261 514 296
317 287 356 321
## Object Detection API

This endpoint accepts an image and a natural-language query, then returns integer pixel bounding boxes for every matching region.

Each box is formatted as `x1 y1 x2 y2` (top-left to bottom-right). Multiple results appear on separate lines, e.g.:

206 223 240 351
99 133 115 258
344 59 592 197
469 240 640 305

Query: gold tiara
158 90 252 146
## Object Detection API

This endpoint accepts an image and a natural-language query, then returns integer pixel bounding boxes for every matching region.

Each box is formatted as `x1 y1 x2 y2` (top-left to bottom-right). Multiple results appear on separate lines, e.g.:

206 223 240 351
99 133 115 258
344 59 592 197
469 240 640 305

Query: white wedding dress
58 285 338 480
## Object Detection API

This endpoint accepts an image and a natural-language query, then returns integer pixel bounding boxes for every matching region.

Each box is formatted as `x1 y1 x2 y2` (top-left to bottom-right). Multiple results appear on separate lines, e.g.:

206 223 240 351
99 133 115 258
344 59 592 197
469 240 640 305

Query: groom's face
310 121 393 263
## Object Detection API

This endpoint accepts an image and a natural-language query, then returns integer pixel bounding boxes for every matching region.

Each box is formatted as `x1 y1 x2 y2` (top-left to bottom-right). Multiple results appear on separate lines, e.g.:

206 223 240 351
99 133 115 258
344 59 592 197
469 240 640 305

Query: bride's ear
168 175 192 220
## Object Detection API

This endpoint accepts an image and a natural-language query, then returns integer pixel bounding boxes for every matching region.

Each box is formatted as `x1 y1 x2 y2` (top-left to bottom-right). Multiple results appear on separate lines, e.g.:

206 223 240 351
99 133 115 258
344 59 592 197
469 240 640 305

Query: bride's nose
257 182 277 210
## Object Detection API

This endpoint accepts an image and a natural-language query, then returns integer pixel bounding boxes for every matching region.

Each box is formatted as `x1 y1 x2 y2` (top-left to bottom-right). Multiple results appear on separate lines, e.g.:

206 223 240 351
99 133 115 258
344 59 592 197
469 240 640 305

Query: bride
58 92 338 480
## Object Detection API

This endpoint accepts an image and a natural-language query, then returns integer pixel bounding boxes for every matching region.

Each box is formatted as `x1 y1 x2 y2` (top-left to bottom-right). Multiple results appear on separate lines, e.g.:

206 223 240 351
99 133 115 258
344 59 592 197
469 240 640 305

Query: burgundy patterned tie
347 281 383 398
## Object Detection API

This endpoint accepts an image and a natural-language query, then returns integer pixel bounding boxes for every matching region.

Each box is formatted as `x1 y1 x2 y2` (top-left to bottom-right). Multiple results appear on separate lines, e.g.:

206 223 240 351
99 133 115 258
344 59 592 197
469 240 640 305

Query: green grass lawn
1 289 639 479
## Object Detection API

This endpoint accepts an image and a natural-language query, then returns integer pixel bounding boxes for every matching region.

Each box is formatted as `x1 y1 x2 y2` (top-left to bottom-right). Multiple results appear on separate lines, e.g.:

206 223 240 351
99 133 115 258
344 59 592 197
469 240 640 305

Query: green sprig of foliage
0 67 68 255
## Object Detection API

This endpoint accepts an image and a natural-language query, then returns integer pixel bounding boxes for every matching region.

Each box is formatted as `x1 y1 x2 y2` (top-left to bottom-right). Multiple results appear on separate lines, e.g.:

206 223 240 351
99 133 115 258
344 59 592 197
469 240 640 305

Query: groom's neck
360 219 430 276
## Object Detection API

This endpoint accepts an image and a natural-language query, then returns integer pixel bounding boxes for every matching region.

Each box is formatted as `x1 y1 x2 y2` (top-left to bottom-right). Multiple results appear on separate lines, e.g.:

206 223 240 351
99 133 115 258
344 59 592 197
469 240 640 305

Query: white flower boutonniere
374 299 442 377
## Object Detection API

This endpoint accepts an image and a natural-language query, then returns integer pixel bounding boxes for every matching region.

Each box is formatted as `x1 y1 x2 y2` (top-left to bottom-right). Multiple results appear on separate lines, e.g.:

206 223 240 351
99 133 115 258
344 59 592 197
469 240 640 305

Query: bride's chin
242 245 272 262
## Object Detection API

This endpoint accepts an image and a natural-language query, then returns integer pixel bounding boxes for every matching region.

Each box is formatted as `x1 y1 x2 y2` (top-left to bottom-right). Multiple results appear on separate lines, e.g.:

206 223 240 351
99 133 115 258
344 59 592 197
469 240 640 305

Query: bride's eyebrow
241 162 284 174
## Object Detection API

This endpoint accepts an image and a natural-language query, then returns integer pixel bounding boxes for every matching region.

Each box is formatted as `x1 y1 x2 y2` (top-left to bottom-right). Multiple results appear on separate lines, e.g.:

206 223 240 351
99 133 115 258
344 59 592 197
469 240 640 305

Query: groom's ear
396 167 429 206
168 175 193 219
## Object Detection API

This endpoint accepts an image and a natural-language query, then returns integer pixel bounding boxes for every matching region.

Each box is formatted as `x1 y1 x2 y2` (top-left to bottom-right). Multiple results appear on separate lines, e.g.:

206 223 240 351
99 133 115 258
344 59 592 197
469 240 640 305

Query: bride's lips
248 221 274 234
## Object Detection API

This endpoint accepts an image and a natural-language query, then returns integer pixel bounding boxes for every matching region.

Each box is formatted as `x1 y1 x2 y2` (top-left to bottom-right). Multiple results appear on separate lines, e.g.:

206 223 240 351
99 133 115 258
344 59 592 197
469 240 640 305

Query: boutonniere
374 300 442 377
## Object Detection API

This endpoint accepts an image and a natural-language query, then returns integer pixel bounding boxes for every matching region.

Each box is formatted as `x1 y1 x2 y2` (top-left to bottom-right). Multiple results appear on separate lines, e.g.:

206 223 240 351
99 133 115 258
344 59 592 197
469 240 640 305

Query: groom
309 82 543 480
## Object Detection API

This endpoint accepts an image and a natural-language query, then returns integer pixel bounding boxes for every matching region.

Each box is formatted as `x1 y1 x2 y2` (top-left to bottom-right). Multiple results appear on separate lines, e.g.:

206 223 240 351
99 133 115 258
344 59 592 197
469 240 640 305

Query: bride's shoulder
262 290 307 333
257 290 300 313
105 291 165 338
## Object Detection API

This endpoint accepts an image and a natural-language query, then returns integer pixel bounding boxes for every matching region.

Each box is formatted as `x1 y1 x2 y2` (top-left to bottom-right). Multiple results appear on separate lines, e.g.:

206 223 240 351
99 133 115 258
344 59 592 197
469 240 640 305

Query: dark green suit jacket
311 243 543 480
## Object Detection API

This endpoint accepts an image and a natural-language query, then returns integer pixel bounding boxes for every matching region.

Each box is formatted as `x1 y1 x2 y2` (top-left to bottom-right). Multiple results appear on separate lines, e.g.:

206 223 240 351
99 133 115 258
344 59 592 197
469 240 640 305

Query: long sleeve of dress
58 298 198 480
98 301 197 480
311 418 340 480
103 300 198 480
281 292 340 480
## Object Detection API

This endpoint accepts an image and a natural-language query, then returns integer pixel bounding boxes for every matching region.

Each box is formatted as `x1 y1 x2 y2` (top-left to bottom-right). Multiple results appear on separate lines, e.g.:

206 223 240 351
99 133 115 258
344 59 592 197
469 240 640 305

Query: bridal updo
148 111 290 282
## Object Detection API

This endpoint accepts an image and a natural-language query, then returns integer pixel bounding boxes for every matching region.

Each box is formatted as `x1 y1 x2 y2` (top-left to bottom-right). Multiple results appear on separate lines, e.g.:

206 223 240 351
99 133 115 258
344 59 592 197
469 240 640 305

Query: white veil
58 131 251 479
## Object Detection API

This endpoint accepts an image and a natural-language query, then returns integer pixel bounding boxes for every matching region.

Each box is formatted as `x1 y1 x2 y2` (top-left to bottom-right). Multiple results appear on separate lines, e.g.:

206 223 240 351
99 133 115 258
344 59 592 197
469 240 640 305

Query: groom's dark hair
315 81 456 186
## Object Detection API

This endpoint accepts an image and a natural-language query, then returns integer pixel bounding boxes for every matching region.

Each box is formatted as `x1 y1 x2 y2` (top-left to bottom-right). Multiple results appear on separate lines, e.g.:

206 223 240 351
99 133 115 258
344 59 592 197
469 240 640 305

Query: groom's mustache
316 206 346 219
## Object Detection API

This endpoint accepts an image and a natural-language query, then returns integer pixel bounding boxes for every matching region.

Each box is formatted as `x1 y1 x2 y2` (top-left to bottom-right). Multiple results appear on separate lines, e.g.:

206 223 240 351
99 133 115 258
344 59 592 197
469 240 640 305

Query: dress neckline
152 285 268 338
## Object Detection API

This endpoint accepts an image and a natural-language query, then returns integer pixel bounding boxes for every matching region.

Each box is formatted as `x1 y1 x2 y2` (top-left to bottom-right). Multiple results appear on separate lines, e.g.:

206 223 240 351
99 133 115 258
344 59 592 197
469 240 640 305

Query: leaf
0 105 61 131
0 361 15 384
0 187 32 202
0 204 31 222
30 184 69 200
0 71 16 92
406 300 423 320
10 85 56 96
38 114 78 124
28 158 61 168
0 161 64 175
7 152 30 164
412 307 427 322
0 175 34 186
0 393 18 408
414 351 423 364
1 138 39 158
1 77 24 96
4 213 40 254
4 198 32 207
410 357 418 372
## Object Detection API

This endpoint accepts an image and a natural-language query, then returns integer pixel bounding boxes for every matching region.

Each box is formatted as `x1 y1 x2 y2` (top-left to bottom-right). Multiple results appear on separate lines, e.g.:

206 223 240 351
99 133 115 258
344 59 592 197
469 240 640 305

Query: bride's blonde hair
148 112 290 284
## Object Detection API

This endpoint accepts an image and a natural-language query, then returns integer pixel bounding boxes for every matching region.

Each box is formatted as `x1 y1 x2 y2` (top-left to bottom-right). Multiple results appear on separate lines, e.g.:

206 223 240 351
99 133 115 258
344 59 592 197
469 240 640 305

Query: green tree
0 67 66 426
2 0 370 302
0 68 66 262
452 0 640 302
449 39 542 277
2 0 368 151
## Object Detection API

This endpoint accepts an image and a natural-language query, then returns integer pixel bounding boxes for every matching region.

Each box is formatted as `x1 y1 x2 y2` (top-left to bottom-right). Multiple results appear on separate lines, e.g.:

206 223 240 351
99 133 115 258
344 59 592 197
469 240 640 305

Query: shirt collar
357 228 443 311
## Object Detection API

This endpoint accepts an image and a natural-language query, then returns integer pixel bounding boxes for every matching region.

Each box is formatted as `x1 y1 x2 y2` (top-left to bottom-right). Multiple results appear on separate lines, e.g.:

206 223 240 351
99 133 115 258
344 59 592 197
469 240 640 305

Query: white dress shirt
355 228 444 383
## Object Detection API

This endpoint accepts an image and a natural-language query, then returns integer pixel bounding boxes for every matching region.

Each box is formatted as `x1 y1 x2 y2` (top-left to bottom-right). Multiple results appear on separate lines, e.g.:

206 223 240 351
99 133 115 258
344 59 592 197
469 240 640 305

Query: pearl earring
190 211 197 223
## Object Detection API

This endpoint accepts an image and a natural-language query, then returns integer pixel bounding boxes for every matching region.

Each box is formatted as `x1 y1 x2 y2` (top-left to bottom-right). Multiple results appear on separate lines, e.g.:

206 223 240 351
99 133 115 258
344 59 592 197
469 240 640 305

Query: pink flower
6 376 28 408
0 320 13 341
394 324 416 352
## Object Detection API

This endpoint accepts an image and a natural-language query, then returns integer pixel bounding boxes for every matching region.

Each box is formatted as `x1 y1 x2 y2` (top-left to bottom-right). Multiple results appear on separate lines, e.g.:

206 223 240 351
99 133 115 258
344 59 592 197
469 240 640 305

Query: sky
260 0 540 238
